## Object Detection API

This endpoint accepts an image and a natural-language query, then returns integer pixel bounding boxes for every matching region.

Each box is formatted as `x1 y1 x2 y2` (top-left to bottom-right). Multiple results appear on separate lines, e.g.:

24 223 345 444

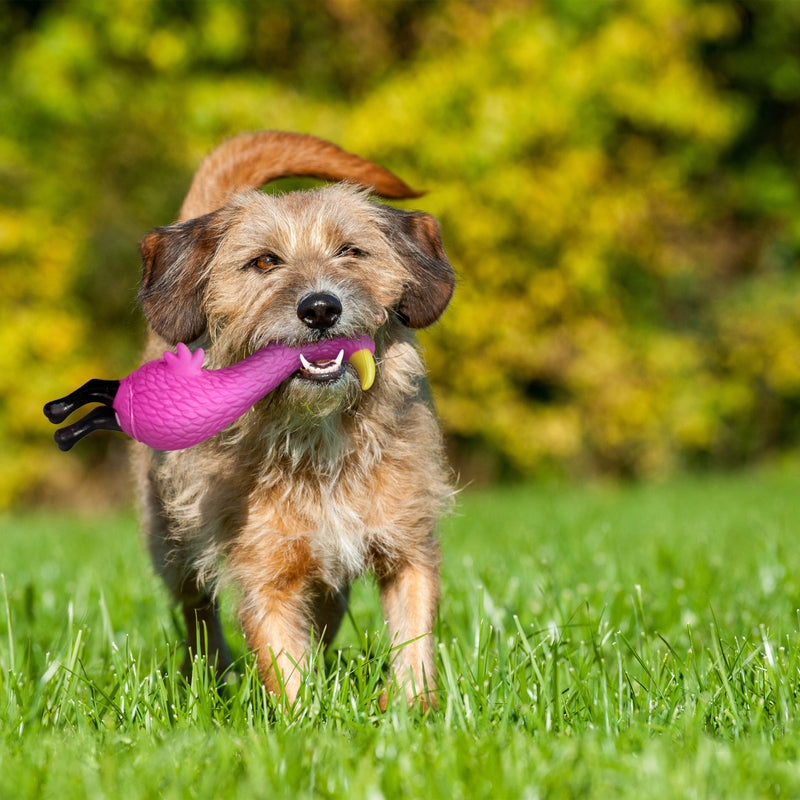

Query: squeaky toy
44 335 376 452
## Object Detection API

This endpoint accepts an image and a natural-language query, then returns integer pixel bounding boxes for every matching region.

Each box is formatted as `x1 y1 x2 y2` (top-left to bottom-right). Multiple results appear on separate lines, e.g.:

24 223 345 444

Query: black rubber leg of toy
54 407 122 452
44 379 121 424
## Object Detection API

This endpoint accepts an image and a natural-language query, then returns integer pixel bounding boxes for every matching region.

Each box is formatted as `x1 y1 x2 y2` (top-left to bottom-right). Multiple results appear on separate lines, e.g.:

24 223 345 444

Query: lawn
3 464 800 798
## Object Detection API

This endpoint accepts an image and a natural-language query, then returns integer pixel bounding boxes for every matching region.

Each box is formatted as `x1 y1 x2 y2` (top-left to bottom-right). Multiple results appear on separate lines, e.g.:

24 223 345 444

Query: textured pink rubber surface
112 335 375 450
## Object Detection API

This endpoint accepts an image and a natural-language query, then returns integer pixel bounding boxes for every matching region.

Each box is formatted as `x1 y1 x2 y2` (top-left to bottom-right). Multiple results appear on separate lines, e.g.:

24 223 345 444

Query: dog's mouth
298 350 347 384
293 343 375 390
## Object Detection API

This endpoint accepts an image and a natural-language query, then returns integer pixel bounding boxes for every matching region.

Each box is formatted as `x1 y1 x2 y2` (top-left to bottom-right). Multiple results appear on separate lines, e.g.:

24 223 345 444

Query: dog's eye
247 253 283 272
335 244 367 259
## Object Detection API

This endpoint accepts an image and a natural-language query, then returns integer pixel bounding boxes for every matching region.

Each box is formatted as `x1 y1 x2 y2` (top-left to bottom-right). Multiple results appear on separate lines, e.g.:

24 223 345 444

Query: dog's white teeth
298 346 371 386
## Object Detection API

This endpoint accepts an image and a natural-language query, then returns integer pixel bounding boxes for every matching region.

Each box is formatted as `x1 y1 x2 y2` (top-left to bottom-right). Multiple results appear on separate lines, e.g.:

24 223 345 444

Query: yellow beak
348 349 376 390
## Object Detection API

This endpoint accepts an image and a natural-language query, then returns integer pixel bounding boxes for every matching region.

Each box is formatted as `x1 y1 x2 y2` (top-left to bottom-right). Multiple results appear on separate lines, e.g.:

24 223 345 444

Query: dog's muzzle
292 292 375 389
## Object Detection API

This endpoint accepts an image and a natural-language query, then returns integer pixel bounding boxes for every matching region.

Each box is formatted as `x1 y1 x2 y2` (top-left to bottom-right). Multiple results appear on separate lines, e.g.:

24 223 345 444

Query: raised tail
178 130 423 221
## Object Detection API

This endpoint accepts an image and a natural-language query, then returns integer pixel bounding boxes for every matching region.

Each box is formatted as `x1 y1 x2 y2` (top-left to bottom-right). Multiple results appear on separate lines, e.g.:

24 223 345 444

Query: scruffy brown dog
135 131 454 707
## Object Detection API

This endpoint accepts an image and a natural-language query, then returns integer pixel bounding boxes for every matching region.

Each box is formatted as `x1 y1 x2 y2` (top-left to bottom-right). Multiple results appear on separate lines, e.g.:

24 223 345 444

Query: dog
135 131 454 708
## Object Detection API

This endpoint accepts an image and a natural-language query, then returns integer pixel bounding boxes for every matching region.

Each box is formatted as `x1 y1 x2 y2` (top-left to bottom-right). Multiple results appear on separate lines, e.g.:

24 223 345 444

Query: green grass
3 464 800 798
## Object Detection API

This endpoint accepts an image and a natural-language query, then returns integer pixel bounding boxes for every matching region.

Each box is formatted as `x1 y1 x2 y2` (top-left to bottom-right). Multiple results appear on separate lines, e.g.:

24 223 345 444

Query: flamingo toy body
44 335 375 452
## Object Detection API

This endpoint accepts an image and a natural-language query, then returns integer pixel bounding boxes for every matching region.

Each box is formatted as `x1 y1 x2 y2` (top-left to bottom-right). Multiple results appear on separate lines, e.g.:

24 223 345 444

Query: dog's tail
178 130 423 221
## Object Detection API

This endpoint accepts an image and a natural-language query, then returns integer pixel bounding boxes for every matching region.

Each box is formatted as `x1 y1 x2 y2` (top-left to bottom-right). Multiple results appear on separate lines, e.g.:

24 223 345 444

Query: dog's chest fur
251 440 389 586
250 429 396 587
274 476 383 587
158 392 429 592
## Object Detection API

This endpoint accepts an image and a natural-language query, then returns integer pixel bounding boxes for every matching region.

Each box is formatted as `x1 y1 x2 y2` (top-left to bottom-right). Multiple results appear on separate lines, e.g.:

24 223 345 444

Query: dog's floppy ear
379 208 455 329
138 211 222 344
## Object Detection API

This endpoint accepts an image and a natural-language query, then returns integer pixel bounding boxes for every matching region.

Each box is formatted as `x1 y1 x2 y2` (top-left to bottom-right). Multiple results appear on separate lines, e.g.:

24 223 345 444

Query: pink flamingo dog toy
44 335 376 452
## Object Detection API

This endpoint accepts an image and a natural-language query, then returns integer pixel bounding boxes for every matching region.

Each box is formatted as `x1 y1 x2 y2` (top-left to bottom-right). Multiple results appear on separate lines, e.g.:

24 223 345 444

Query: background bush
2 0 800 506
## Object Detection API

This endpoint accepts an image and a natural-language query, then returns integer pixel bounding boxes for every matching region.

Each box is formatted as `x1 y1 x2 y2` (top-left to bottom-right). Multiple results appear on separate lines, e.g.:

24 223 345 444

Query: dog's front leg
234 537 314 707
238 583 312 705
378 540 441 709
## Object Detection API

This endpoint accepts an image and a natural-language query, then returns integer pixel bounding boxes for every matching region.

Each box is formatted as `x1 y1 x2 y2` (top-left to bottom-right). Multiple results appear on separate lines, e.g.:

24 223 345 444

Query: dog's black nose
297 292 342 330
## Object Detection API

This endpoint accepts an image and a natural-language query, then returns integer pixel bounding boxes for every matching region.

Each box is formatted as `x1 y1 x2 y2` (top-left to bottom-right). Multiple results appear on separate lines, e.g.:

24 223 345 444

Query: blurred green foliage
2 0 800 506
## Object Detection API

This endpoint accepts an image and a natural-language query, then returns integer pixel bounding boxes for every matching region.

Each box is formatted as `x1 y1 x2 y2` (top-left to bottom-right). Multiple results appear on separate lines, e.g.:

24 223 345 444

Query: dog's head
138 184 454 416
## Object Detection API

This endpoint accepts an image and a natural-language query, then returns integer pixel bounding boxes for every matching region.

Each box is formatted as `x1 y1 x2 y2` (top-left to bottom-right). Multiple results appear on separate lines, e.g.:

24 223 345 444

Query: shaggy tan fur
135 131 454 708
